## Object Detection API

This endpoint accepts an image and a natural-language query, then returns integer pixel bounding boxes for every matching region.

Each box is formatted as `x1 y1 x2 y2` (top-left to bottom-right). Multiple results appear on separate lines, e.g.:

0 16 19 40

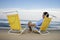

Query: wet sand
0 29 60 40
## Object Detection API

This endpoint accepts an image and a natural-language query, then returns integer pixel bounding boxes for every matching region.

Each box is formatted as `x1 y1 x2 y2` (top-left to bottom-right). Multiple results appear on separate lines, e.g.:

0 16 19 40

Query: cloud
0 8 60 21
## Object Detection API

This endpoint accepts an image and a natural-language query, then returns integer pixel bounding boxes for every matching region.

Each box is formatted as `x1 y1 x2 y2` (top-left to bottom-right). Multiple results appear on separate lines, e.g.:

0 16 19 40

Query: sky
0 0 60 21
0 0 60 9
0 0 60 28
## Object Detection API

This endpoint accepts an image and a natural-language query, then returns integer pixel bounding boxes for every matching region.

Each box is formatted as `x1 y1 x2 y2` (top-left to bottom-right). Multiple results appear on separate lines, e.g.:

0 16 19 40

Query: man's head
43 12 49 18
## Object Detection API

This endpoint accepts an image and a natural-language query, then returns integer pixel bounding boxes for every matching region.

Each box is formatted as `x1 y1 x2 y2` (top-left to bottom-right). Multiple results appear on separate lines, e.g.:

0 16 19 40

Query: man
28 12 49 32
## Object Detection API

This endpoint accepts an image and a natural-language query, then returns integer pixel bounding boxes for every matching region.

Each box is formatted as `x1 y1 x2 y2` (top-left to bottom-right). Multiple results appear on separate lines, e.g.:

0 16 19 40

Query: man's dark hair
43 12 49 17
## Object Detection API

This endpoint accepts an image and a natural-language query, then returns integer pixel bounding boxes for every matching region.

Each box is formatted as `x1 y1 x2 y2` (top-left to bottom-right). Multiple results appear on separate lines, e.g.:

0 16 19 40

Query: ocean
0 19 60 29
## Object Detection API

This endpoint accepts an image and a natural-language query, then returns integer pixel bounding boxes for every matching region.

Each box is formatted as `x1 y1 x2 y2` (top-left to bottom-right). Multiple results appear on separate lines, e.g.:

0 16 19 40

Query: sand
0 29 60 40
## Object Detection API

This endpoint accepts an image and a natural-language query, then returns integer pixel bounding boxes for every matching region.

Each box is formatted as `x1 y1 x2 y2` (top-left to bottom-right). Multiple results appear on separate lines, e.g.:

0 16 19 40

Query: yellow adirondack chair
40 17 52 34
33 17 52 34
7 14 26 34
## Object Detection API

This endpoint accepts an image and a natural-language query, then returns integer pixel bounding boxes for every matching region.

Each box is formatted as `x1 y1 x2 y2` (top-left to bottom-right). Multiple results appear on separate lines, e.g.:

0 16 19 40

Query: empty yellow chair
7 14 26 34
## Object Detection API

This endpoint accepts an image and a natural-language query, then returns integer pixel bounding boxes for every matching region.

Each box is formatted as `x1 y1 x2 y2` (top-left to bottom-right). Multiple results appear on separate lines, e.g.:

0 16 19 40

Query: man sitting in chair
28 12 49 32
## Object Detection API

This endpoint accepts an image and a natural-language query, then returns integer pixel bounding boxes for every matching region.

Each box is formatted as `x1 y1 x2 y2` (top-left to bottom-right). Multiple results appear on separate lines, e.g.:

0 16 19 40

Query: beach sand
0 29 60 40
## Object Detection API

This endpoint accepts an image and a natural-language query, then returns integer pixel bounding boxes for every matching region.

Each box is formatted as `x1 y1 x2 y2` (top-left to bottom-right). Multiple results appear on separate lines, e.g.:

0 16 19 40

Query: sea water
0 19 60 28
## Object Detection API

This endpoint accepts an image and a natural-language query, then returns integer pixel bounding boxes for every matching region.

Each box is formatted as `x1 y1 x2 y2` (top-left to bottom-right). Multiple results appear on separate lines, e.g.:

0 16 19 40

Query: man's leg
28 21 32 32
28 26 32 32
28 21 36 32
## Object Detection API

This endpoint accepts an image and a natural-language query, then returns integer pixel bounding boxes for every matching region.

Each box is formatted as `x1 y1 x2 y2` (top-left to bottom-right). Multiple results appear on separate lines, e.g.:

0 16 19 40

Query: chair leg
46 31 49 33
39 30 43 34
8 29 12 33
8 29 21 33
20 28 27 34
40 30 49 35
